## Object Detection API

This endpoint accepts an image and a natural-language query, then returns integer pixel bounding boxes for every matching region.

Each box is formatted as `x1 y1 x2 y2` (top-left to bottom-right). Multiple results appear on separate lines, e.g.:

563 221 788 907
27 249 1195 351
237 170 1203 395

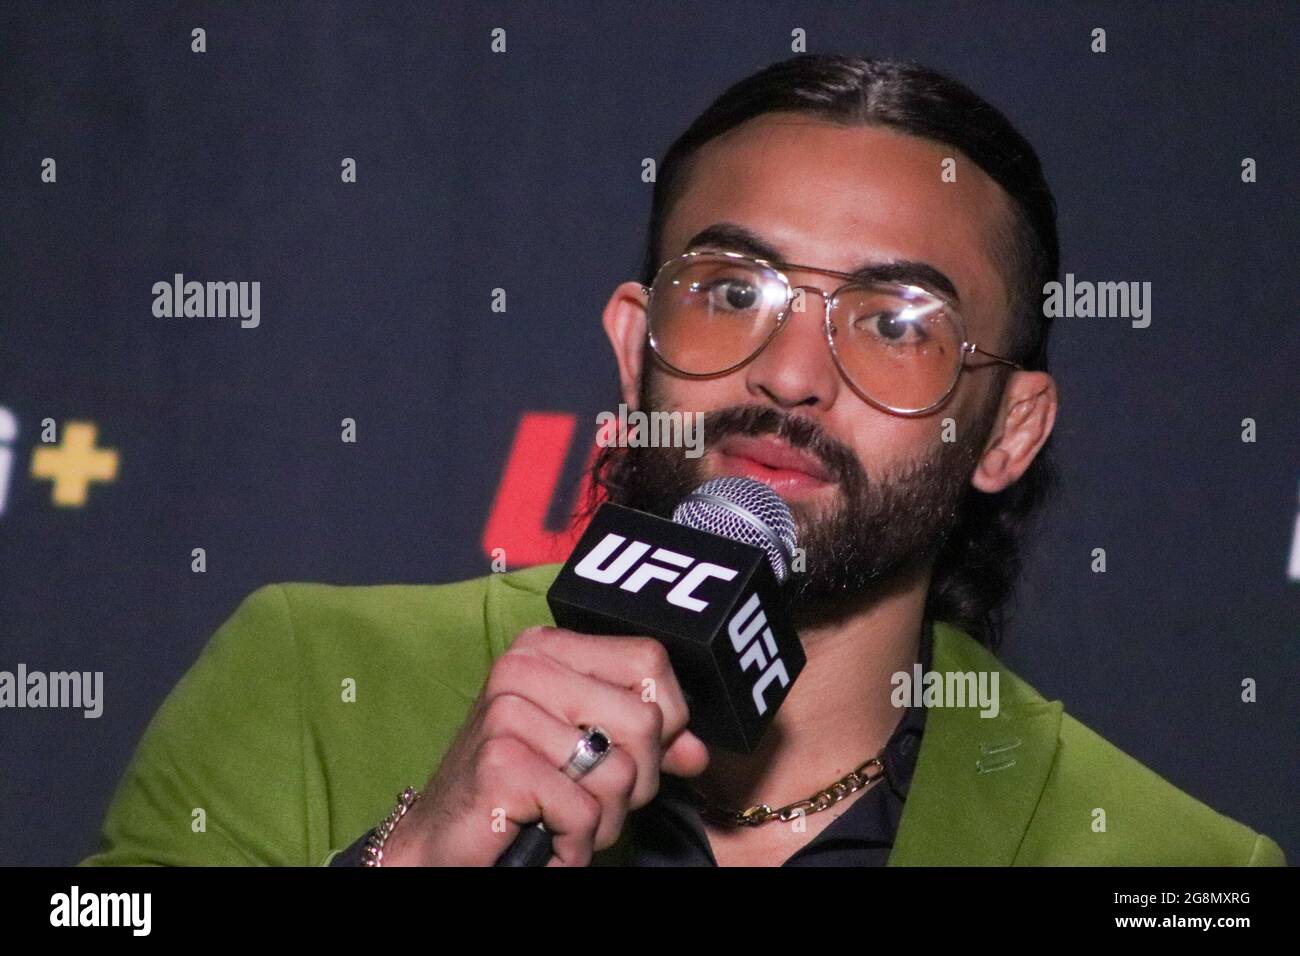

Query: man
82 54 1284 867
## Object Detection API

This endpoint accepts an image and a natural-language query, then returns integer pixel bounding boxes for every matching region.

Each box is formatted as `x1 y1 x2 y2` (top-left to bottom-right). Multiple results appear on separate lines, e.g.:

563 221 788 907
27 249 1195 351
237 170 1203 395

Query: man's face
602 114 1028 626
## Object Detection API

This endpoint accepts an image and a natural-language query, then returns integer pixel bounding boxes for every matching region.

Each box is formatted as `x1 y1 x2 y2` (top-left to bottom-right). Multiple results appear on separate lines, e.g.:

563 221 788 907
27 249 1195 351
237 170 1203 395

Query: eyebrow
682 222 962 303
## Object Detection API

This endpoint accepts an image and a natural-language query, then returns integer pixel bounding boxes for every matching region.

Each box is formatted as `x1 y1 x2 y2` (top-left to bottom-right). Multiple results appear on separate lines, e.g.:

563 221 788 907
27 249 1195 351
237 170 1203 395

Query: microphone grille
672 476 798 583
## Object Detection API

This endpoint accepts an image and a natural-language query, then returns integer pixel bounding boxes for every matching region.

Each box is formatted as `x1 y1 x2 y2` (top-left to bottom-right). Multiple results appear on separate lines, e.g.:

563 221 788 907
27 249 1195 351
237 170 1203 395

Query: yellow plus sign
31 421 120 507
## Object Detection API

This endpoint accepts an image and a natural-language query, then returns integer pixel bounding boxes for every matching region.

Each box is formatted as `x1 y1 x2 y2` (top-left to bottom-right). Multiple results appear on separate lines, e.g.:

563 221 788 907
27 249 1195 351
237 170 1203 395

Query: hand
381 625 710 866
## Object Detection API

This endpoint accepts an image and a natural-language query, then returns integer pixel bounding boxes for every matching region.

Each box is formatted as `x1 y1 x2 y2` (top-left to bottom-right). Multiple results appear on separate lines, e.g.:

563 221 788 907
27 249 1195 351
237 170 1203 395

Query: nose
742 283 841 412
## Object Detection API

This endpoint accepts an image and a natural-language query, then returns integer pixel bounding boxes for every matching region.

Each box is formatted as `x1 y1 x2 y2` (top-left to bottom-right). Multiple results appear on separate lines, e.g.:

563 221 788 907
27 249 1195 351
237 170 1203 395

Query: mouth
712 434 836 497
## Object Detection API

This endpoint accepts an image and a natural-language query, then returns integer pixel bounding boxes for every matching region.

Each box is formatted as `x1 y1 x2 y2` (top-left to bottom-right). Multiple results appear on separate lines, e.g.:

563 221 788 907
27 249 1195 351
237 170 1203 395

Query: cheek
944 370 1004 442
836 411 944 476
642 369 748 413
648 367 968 474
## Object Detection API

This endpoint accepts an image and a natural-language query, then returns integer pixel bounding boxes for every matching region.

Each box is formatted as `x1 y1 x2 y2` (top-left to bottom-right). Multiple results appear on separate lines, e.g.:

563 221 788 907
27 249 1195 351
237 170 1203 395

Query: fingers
662 727 711 777
512 626 694 742
485 642 668 808
475 736 602 867
400 626 708 866
451 626 711 865
478 692 639 848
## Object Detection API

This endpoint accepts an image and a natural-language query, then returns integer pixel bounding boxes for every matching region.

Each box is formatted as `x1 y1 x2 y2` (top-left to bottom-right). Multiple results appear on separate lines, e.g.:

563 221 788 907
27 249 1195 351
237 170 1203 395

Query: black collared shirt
620 617 933 866
333 619 933 867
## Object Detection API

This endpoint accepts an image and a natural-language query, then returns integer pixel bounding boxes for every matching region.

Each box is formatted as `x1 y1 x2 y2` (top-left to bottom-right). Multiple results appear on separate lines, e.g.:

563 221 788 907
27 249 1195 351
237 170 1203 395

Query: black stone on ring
564 725 613 779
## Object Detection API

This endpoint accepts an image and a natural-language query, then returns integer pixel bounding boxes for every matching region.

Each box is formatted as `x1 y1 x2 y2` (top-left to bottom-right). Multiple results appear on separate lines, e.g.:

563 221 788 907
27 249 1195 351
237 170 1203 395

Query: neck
696 561 931 811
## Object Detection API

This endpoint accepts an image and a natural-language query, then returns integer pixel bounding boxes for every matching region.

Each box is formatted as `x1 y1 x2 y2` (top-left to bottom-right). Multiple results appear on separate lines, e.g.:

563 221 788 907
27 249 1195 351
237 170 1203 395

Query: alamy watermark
891 664 1000 718
596 403 704 458
152 273 260 328
50 886 150 935
1043 273 1151 328
0 664 103 718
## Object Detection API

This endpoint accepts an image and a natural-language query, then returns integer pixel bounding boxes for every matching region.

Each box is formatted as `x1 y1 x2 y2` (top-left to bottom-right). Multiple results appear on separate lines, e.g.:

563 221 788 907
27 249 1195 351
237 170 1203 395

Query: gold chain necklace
687 750 888 827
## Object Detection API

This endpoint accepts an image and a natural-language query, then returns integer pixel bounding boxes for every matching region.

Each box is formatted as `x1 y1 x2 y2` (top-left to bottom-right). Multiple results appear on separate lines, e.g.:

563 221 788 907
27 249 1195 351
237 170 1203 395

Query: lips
712 434 835 494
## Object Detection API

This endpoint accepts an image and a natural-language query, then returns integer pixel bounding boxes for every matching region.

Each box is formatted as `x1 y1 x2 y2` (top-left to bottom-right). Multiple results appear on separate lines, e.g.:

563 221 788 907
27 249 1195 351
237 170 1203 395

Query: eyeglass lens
648 256 963 412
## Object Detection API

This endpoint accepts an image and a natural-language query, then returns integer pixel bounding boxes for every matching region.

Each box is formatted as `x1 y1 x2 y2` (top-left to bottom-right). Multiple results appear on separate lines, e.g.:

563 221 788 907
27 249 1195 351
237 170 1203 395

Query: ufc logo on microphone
572 532 738 611
727 592 790 716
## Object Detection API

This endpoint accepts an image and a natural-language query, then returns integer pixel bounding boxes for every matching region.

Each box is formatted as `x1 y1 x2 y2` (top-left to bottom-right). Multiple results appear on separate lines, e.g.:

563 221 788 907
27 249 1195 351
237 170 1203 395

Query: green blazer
80 564 1286 866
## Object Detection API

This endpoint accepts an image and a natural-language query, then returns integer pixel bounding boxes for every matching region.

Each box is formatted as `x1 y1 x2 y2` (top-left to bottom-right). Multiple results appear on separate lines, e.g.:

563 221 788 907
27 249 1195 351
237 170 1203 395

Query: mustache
699 404 863 485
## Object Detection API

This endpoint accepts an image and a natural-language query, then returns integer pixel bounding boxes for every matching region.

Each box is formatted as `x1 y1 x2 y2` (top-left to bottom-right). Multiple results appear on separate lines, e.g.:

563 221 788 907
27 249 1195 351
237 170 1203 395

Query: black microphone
494 476 805 866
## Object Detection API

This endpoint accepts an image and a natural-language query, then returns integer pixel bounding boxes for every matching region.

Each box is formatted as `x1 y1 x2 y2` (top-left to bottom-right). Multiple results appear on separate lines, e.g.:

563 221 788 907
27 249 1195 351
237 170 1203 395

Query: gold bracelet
361 787 419 867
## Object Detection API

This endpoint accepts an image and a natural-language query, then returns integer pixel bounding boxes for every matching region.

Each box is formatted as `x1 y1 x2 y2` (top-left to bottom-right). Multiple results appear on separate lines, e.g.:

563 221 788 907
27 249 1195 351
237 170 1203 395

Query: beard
594 373 1000 630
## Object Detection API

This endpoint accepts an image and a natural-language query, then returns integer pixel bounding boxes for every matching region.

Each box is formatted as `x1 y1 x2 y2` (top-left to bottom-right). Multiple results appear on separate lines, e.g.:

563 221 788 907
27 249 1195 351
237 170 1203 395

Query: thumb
660 729 710 777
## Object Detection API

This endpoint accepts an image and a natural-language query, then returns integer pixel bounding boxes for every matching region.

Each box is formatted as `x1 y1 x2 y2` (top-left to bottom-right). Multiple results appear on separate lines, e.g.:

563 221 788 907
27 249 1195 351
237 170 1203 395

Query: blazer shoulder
80 566 564 866
262 562 562 685
1022 708 1286 865
271 561 561 628
932 625 1284 865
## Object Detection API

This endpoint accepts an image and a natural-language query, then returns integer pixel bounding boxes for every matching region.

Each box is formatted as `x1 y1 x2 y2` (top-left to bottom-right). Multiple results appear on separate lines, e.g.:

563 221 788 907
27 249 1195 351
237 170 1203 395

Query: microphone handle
493 821 554 867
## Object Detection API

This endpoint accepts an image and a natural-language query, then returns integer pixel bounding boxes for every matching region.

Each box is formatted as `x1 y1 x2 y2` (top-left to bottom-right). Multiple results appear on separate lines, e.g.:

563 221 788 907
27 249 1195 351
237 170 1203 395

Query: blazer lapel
888 624 1062 866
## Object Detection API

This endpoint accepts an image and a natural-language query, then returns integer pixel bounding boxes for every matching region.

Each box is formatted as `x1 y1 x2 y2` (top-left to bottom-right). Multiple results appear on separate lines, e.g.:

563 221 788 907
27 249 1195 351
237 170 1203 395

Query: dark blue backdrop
1 1 1296 865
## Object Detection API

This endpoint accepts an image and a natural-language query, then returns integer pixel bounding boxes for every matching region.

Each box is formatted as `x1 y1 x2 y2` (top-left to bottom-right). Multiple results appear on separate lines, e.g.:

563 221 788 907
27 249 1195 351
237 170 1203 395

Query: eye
854 309 930 346
699 277 763 313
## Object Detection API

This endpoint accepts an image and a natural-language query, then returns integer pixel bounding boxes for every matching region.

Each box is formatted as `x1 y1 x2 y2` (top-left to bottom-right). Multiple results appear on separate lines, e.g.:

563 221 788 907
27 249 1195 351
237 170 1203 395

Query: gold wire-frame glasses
640 250 1022 416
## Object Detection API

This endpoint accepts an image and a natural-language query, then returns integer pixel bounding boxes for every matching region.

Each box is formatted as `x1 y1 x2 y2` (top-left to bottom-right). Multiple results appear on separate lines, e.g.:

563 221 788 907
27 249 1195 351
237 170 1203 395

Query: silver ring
563 725 613 780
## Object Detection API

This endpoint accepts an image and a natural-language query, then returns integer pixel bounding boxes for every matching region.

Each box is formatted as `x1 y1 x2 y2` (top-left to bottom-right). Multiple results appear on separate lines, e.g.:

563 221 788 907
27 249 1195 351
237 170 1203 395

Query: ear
971 371 1058 493
602 281 650 409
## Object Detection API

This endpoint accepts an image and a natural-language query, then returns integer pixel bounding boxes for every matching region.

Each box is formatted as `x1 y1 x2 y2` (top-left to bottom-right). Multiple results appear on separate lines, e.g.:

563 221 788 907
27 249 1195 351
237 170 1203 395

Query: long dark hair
591 55 1060 650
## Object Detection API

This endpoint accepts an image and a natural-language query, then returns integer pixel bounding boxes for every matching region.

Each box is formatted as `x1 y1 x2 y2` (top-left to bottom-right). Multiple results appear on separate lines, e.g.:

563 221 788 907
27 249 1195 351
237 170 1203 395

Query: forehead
661 113 1016 341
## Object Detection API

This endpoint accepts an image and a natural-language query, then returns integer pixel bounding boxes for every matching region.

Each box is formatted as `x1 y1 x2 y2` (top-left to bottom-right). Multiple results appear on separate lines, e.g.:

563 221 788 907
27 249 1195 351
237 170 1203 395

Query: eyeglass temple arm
965 342 1023 370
